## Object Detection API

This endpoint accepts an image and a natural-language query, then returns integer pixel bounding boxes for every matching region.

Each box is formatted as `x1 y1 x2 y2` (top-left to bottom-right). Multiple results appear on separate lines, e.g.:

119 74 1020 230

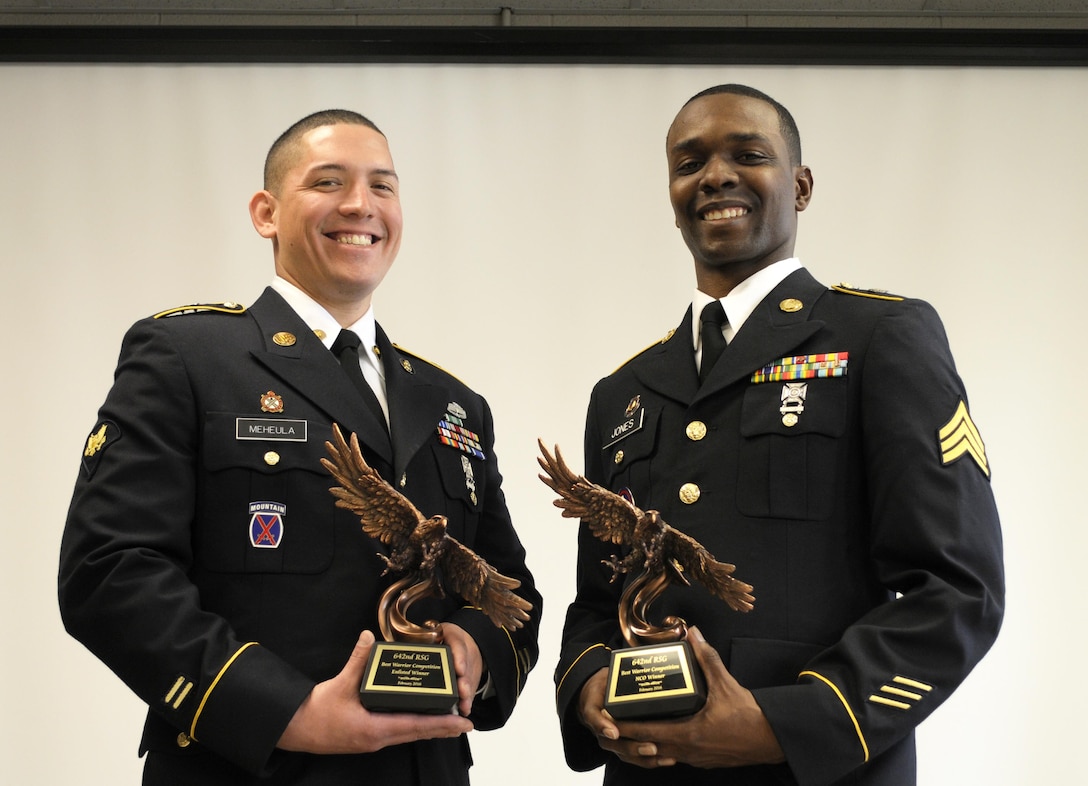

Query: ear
249 190 278 239
794 166 814 212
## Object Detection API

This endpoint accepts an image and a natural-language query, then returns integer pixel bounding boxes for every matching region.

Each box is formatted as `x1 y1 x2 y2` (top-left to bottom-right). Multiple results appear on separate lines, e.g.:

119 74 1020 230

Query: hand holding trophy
538 440 754 719
321 423 533 714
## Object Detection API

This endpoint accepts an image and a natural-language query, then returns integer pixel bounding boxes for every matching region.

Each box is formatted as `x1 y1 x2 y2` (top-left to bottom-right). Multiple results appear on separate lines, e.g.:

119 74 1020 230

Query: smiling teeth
337 234 374 246
703 207 748 221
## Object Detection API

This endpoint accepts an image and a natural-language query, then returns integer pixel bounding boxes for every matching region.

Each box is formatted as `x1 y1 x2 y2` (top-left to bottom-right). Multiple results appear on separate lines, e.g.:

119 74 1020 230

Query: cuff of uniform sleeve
447 607 529 729
189 643 315 775
753 675 870 786
555 642 612 772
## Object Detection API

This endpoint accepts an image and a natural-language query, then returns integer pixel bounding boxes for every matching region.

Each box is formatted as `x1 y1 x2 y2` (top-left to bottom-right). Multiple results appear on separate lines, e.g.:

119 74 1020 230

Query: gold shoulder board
391 344 469 385
612 329 676 374
152 302 247 319
831 283 905 302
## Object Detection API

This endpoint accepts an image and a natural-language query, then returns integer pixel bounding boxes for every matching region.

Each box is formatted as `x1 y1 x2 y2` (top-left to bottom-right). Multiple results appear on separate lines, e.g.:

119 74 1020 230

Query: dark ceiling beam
2 25 1087 65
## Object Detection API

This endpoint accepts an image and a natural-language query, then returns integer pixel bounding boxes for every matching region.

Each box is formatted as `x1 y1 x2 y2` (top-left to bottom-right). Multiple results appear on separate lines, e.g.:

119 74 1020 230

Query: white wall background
1 63 1084 784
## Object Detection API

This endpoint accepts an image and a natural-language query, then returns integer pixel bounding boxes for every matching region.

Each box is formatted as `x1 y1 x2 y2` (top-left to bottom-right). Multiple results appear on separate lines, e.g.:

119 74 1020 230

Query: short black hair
263 109 383 192
683 84 802 165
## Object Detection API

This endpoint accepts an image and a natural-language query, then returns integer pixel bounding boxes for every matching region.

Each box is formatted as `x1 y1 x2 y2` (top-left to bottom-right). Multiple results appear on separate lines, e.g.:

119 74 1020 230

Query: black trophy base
604 640 706 720
360 641 459 714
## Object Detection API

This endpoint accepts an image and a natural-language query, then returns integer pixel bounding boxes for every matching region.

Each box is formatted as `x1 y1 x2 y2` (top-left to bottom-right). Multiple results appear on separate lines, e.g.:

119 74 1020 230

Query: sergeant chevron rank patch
938 400 990 478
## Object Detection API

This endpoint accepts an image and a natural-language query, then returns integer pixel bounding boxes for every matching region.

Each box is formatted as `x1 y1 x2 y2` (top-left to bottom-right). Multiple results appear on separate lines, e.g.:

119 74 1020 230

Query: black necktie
331 329 389 433
699 301 728 383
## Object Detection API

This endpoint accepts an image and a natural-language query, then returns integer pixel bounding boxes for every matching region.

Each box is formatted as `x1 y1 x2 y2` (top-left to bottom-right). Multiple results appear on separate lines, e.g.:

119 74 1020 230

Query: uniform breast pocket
600 407 660 504
432 445 484 544
195 413 334 574
736 380 847 521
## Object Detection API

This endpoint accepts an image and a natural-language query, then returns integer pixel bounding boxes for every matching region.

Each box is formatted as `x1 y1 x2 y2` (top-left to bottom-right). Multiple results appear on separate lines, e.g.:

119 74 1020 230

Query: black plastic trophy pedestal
604 640 706 720
360 641 459 714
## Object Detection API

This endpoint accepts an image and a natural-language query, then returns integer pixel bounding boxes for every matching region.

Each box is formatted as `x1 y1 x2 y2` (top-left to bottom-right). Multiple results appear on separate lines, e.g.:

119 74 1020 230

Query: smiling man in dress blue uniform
59 109 540 785
554 85 1004 786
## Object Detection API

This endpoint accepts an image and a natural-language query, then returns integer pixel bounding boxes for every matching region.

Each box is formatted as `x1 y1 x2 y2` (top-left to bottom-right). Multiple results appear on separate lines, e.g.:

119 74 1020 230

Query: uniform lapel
375 324 449 484
247 288 393 465
629 308 701 406
694 269 829 402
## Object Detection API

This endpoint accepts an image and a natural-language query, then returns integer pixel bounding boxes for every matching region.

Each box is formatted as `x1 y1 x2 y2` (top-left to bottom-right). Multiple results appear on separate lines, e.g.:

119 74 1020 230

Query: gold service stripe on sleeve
189 642 258 741
555 644 610 708
799 670 870 763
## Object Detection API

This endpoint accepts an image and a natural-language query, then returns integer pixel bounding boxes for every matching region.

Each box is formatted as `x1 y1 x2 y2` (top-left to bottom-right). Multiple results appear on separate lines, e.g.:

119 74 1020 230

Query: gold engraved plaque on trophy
322 423 533 714
538 440 754 719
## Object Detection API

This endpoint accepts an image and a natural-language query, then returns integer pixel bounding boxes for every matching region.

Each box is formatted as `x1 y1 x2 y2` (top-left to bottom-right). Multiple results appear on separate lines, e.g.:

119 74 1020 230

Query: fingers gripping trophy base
604 640 707 720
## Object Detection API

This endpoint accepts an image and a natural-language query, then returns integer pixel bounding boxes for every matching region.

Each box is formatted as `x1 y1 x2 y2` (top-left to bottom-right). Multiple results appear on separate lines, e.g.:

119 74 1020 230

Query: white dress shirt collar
269 276 386 395
691 258 802 352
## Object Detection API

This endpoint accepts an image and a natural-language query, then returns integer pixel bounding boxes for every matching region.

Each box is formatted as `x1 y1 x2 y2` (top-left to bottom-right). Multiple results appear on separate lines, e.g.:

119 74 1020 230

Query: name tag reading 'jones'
236 418 308 442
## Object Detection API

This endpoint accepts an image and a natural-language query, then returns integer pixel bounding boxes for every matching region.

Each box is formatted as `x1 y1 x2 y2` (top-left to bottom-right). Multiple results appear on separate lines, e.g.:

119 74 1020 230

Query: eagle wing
320 422 423 547
439 537 533 630
537 440 640 546
662 525 755 613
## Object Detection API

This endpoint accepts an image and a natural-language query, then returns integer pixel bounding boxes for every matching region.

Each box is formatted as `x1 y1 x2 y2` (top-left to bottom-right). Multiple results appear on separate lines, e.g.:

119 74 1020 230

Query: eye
674 159 703 176
736 151 772 164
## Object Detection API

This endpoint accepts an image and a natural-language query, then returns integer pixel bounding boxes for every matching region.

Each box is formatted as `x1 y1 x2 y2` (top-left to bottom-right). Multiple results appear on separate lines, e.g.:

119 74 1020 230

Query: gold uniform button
264 451 280 466
686 421 707 441
679 483 701 504
272 331 297 347
779 298 804 313
614 450 625 465
176 732 191 748
782 413 799 428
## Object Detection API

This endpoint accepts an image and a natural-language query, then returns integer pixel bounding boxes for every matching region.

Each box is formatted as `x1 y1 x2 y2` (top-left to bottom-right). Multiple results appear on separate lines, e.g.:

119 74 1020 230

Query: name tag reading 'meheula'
236 418 308 442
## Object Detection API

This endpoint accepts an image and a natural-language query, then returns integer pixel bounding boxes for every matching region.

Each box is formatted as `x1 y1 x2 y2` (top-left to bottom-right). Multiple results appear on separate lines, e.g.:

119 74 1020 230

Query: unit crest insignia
260 391 284 413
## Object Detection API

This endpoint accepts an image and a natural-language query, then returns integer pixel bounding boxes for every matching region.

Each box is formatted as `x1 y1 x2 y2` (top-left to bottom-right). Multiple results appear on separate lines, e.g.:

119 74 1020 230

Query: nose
339 181 373 217
700 155 738 191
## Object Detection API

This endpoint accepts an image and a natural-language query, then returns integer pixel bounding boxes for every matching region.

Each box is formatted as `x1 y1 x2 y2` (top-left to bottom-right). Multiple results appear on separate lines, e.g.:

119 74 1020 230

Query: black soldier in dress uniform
555 85 1003 786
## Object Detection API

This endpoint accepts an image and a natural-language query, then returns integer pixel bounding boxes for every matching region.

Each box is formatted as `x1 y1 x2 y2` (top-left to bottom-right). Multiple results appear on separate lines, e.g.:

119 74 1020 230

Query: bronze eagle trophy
537 439 753 646
538 439 753 718
321 423 532 714
322 423 532 641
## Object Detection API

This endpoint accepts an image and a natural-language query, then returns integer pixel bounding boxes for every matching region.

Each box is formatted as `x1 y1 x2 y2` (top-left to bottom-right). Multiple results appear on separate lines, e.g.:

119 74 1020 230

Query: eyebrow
307 162 399 180
670 131 774 155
